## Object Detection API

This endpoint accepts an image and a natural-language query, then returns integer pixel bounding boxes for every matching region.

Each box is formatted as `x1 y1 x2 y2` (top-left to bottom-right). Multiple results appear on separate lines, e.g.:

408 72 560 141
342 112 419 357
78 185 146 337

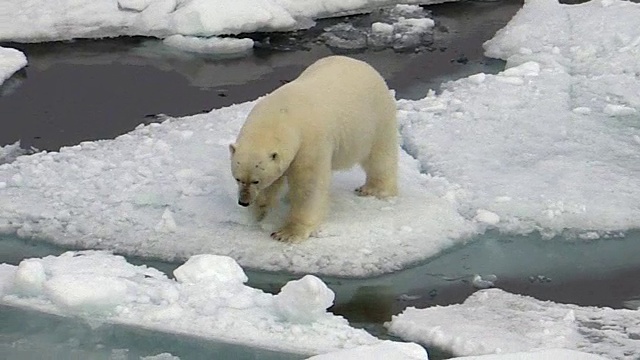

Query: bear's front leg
252 176 285 221
271 160 331 243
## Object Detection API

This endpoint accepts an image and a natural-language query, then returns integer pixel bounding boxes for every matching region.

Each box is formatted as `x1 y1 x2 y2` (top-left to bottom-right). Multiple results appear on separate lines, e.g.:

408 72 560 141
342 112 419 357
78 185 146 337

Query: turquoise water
0 303 303 360
2 230 640 359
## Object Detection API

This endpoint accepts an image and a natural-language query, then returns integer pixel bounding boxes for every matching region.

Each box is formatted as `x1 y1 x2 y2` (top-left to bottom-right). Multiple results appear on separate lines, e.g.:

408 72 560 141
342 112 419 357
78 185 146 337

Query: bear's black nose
238 200 250 207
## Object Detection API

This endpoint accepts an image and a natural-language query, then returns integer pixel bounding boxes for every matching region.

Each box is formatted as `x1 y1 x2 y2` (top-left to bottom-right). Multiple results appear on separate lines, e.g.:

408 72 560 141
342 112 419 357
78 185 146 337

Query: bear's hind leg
356 131 398 198
253 176 285 221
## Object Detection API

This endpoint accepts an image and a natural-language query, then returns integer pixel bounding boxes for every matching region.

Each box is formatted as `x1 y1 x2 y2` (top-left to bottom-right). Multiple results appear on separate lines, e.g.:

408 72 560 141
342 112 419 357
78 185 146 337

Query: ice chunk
0 46 26 86
388 288 640 359
321 4 434 52
140 353 181 360
44 274 128 314
162 35 254 55
306 341 428 360
11 259 46 296
371 22 394 34
471 274 496 289
473 210 500 226
274 275 335 324
173 254 248 285
322 23 368 50
603 104 636 117
0 251 382 355
451 349 609 359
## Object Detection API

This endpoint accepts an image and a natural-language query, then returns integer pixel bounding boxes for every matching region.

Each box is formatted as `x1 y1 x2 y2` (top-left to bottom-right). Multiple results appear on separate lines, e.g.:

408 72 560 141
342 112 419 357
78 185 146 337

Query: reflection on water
3 230 640 318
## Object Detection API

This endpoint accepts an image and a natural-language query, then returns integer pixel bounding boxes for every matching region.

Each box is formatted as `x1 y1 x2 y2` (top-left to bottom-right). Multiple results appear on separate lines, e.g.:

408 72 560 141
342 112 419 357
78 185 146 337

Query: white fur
230 56 398 242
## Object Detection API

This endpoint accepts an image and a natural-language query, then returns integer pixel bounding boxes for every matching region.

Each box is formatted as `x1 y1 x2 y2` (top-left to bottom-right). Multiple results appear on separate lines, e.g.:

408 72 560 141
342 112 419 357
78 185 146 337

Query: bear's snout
238 200 250 207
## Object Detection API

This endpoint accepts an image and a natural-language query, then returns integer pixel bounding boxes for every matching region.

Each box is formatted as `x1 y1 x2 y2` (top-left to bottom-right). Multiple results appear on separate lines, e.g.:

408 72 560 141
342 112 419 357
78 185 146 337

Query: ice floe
387 288 640 359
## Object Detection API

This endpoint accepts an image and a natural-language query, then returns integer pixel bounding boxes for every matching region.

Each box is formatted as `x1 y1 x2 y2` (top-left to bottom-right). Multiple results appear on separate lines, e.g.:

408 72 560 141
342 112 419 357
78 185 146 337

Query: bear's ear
270 152 278 161
229 143 236 155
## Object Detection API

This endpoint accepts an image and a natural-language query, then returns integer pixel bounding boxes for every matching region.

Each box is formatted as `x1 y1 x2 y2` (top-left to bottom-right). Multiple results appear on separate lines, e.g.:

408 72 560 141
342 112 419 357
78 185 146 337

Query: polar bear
229 55 398 242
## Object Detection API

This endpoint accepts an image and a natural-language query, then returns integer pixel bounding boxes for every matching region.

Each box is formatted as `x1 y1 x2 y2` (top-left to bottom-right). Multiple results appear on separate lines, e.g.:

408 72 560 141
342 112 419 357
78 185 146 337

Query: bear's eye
235 178 241 183
251 180 260 185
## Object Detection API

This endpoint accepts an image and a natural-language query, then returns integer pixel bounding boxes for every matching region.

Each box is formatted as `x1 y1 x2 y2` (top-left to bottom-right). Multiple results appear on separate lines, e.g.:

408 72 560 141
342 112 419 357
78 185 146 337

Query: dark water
8 0 635 359
0 0 520 152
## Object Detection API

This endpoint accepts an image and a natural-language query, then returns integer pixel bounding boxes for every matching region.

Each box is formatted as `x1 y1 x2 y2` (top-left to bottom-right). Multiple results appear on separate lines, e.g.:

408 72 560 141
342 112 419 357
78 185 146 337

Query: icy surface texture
0 101 475 277
0 251 385 355
450 349 608 360
321 5 435 51
0 0 447 43
306 340 428 359
387 288 640 359
162 35 254 55
0 46 27 85
0 141 34 166
398 0 640 239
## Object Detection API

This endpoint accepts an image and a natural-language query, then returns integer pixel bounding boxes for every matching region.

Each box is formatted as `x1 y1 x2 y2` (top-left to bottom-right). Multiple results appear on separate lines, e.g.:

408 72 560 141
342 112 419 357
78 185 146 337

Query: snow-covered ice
0 46 27 86
399 0 640 239
0 0 447 43
0 0 639 278
0 101 475 277
0 251 393 356
387 288 640 359
450 349 608 360
306 340 428 359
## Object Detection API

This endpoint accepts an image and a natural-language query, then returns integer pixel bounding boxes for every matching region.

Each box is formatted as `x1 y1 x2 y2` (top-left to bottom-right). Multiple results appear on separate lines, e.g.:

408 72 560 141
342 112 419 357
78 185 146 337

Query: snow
0 0 639 278
387 288 640 359
0 101 475 277
399 0 640 239
274 275 335 324
0 47 27 86
0 0 446 43
0 251 391 356
450 349 609 360
306 340 428 359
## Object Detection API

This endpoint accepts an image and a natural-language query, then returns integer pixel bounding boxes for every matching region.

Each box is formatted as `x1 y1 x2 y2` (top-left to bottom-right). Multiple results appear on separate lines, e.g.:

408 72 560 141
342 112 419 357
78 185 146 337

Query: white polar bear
229 55 398 242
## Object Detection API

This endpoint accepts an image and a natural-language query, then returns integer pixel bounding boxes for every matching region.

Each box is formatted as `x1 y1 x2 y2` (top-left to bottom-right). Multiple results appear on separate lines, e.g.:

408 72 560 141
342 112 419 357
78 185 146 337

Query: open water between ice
2 230 640 359
5 0 637 358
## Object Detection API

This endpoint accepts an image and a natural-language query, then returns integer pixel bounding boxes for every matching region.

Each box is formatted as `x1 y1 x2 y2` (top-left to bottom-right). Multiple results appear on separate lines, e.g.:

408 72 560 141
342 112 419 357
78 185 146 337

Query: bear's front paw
271 224 311 243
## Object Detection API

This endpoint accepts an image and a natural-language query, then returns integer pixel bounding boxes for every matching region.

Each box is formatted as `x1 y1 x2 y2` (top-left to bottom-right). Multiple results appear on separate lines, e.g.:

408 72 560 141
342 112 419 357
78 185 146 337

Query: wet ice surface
0 251 382 356
320 5 435 52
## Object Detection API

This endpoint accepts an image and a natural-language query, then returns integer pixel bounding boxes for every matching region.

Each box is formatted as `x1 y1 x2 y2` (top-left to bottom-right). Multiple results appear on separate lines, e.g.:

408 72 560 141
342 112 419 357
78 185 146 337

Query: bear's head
229 143 288 207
